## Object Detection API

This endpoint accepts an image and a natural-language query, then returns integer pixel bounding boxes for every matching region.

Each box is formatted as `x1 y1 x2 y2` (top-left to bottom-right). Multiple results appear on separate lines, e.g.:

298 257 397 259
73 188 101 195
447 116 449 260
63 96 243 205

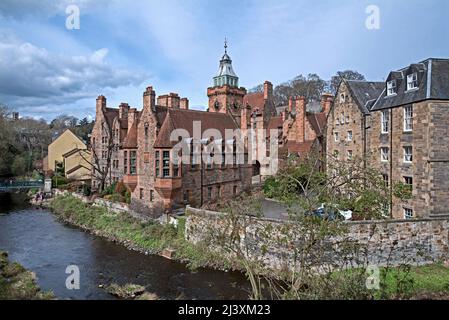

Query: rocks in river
104 283 158 300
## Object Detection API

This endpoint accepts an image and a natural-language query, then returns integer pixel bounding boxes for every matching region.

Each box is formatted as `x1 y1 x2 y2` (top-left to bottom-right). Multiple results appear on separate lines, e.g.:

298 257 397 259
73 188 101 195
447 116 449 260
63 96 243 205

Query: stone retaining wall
185 206 449 270
53 189 150 221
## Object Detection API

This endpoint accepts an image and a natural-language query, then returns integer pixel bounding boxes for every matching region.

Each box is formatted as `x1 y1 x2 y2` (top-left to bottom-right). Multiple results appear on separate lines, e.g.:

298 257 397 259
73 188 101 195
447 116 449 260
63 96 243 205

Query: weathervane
224 37 228 54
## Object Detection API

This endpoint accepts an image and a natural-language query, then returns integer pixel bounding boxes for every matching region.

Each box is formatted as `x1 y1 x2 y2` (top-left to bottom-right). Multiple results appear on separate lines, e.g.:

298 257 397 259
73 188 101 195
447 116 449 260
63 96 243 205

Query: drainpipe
200 144 204 207
389 109 393 218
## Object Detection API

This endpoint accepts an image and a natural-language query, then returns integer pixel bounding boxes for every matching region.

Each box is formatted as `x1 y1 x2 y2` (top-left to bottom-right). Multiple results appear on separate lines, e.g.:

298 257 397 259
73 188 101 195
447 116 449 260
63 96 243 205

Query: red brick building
91 43 332 215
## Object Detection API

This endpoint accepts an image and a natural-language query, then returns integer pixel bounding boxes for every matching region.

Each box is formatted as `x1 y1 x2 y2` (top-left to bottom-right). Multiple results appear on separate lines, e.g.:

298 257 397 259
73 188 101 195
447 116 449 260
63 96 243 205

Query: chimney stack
321 93 333 116
288 96 294 113
263 81 273 101
143 86 155 112
96 95 106 116
157 93 180 109
119 102 130 119
295 96 306 143
180 98 189 110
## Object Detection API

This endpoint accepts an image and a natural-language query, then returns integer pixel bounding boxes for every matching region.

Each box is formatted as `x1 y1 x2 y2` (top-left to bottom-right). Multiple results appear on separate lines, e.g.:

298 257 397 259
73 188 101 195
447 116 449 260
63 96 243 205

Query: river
0 192 251 300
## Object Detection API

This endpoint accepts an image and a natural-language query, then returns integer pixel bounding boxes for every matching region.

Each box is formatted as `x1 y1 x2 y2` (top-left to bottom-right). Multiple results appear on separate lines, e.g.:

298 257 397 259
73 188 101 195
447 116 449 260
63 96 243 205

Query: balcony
155 177 182 208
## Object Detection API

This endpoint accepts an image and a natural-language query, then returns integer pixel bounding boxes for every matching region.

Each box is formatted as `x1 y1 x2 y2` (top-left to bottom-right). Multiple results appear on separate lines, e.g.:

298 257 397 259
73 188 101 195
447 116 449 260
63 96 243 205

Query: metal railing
0 181 44 190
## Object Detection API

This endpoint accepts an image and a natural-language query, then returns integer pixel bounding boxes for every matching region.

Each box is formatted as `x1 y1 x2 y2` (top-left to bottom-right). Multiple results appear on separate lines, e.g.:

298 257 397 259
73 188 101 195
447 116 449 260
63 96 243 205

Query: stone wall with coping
185 206 449 271
53 189 150 221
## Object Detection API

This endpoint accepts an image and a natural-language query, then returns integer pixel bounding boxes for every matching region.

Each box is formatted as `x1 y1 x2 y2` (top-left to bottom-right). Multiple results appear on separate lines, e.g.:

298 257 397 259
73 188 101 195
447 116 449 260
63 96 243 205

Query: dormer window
407 73 418 91
387 80 397 96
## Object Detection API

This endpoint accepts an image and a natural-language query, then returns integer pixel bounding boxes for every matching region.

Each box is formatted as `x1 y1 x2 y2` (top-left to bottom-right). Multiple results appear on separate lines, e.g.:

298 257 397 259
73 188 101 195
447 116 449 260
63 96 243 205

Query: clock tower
207 39 246 122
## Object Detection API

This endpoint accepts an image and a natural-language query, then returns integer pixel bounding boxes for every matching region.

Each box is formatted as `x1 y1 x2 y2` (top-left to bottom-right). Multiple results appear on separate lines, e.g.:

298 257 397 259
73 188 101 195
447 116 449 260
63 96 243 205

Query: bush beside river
0 251 54 300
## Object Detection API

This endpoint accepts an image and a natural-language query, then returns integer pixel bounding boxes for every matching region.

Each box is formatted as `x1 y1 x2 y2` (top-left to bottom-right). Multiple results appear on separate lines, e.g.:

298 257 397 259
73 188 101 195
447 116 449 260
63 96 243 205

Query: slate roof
122 121 138 149
345 80 384 114
371 58 449 111
243 92 265 112
284 141 314 155
306 112 327 137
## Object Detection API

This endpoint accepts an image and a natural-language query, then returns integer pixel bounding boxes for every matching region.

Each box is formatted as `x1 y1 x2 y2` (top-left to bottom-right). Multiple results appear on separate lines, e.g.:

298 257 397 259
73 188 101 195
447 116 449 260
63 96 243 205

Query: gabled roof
122 121 138 149
344 80 384 114
104 107 119 129
49 129 86 149
371 58 449 111
154 108 239 148
306 112 327 137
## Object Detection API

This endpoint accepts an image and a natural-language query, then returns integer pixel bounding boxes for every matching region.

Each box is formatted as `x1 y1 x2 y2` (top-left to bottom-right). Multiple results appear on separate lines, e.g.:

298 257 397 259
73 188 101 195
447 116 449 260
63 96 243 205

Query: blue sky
0 0 448 121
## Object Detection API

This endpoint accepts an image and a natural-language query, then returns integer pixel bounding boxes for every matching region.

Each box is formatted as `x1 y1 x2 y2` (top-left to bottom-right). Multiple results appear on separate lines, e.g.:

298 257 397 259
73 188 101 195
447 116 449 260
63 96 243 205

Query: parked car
305 203 353 221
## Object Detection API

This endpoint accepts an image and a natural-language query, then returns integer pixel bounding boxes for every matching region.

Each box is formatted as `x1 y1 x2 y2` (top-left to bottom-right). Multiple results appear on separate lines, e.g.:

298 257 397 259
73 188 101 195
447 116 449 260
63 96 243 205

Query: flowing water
0 192 250 300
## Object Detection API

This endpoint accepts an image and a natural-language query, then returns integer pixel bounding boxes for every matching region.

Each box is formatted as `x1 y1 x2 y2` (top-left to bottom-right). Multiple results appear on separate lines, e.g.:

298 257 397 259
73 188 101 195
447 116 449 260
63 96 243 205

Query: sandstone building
326 58 449 219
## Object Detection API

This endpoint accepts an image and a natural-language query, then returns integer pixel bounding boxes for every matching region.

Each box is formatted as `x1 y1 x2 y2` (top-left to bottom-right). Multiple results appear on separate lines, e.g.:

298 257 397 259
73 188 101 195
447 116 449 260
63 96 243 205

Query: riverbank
0 251 54 300
47 194 449 300
49 194 239 272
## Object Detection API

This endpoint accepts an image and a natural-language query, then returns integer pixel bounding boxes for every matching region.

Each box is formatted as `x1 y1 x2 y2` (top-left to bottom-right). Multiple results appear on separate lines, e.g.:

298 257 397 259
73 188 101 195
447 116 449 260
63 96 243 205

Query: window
340 93 346 103
162 151 170 177
217 185 221 198
150 190 154 202
340 113 345 125
191 147 197 169
404 208 413 220
381 147 389 162
346 116 350 124
139 188 143 200
387 80 397 96
334 132 339 142
404 106 413 132
333 150 339 159
173 163 179 177
407 73 418 91
221 152 226 167
347 150 353 160
129 151 137 174
347 131 353 142
183 190 189 202
155 151 160 177
381 110 389 133
144 123 149 137
208 187 212 200
403 146 413 163
382 174 389 187
207 153 213 169
124 151 128 174
233 185 237 196
173 151 179 177
404 176 413 191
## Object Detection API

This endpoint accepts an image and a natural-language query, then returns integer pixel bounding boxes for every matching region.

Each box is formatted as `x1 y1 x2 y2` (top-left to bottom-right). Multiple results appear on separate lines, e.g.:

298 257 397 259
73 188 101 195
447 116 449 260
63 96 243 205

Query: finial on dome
224 37 228 54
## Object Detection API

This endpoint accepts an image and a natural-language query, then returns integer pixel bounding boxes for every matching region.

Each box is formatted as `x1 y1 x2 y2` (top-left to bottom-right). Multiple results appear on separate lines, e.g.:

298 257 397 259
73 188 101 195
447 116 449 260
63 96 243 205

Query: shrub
115 182 127 196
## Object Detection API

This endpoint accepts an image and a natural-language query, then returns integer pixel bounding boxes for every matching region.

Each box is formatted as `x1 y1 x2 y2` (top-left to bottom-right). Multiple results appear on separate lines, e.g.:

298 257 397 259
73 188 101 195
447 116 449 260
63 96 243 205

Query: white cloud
0 31 149 114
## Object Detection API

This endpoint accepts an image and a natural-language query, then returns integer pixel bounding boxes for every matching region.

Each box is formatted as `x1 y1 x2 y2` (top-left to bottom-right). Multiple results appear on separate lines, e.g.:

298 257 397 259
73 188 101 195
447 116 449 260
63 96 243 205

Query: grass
49 195 449 300
0 251 54 300
380 263 449 299
49 195 234 271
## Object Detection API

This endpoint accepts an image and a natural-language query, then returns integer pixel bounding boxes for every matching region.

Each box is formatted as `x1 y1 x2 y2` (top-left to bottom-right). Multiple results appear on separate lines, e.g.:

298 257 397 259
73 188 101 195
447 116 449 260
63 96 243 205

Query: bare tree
198 153 413 299
78 121 117 193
